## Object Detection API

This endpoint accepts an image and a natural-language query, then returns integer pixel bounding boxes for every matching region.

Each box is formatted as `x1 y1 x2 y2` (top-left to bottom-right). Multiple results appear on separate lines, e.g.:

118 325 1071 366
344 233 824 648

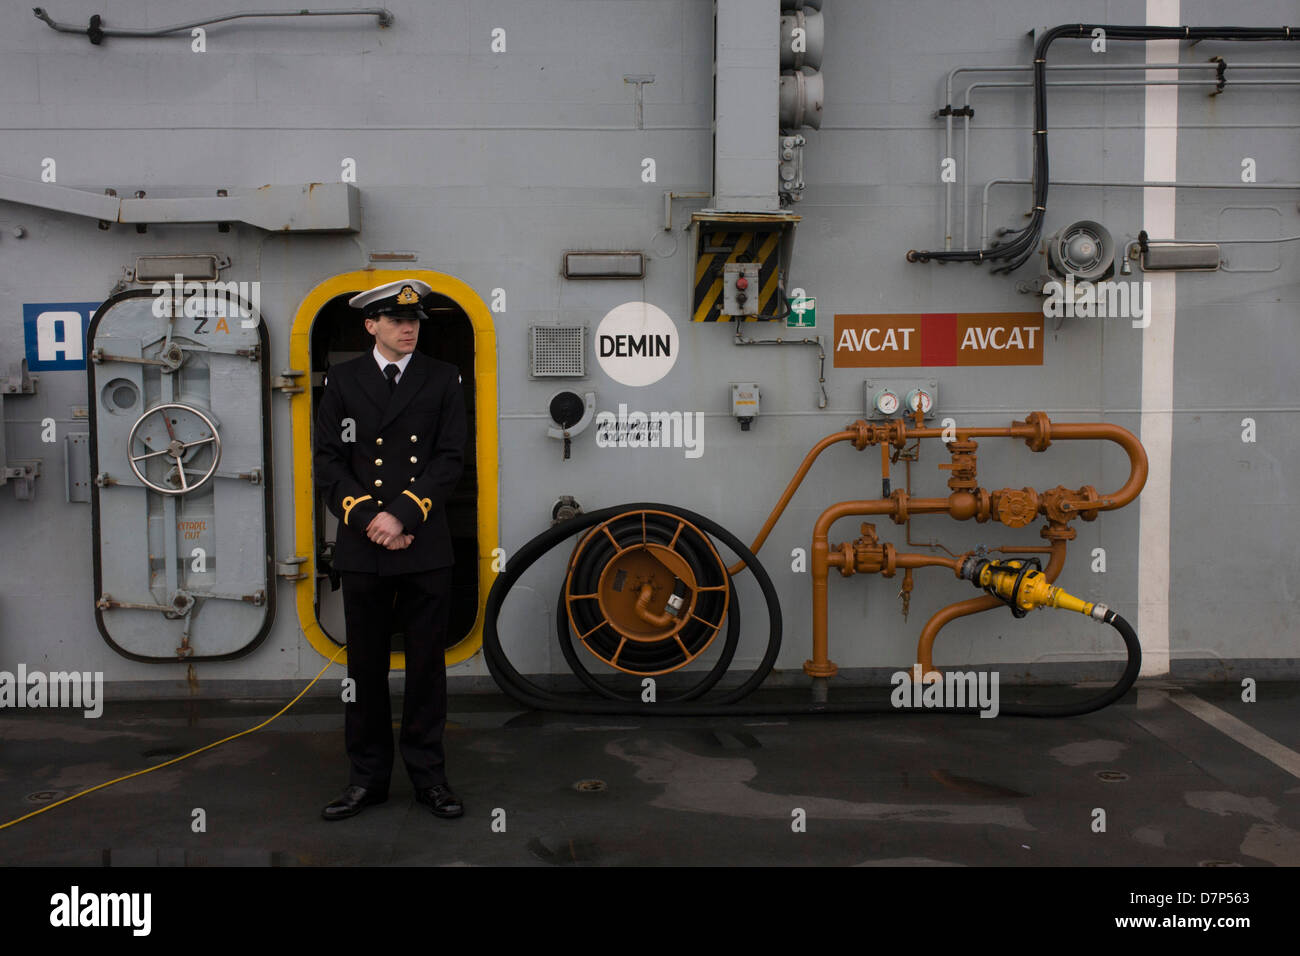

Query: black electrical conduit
482 502 1142 718
907 23 1300 273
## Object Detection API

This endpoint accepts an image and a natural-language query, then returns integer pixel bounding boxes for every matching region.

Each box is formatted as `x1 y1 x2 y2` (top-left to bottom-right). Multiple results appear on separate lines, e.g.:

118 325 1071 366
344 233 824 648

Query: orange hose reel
563 510 731 676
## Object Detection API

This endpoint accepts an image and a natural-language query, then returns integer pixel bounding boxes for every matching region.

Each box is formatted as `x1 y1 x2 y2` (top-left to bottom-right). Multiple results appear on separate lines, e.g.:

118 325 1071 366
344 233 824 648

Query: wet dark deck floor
2 681 1298 867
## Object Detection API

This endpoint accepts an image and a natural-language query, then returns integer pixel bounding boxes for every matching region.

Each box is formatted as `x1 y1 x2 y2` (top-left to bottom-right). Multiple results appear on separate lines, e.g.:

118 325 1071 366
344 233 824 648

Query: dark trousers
340 568 453 791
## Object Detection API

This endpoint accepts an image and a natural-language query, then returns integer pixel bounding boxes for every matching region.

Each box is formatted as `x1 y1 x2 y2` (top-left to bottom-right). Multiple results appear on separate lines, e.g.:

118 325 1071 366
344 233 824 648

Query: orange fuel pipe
726 427 860 577
808 500 895 677
903 415 1149 511
736 412 1145 682
730 412 1149 577
914 537 1068 678
1046 423 1148 510
807 496 954 677
805 418 1145 680
895 553 962 572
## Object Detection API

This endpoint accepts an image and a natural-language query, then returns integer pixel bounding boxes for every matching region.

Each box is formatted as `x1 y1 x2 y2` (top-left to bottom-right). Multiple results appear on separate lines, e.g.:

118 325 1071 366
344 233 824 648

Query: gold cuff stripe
341 494 373 525
403 489 433 521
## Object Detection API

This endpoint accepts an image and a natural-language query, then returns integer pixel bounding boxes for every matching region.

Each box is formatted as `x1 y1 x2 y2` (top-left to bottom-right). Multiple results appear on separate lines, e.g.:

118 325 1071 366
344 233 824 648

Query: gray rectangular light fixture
135 254 220 281
1141 242 1221 272
563 252 644 279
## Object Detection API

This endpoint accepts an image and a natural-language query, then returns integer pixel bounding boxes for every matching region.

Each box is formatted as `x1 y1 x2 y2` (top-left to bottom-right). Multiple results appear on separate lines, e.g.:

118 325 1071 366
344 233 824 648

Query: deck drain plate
25 790 69 804
141 747 186 758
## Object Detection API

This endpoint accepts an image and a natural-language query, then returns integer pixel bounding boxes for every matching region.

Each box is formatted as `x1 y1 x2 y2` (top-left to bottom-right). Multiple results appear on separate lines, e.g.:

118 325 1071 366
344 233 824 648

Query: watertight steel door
87 288 274 661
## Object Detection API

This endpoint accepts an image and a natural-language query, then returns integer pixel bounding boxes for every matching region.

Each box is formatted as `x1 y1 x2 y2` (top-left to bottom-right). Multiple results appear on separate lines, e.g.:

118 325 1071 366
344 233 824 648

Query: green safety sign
787 296 815 328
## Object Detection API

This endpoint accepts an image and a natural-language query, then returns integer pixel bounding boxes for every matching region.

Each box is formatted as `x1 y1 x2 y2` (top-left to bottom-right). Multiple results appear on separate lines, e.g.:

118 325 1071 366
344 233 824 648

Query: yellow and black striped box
690 213 799 322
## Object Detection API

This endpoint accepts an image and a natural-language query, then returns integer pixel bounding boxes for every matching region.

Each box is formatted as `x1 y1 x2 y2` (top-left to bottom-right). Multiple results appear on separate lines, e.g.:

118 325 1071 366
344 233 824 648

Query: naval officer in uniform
314 278 468 820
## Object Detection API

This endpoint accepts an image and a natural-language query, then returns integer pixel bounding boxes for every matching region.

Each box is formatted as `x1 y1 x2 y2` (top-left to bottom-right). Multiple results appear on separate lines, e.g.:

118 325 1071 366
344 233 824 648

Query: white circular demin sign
594 301 679 387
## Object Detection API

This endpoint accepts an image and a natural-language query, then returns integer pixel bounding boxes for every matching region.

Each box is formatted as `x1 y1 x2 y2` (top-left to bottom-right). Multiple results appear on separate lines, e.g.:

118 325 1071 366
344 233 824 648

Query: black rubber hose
556 578 742 703
482 502 1144 718
556 511 740 702
483 503 784 715
1005 609 1142 717
562 512 729 677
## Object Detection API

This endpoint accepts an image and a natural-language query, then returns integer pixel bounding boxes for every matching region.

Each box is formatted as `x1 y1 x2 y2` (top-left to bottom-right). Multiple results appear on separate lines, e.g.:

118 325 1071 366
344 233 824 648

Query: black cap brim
363 304 427 320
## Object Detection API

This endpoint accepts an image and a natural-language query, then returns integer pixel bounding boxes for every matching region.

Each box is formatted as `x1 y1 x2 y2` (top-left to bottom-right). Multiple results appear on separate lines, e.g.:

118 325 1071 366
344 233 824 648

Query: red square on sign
921 314 958 367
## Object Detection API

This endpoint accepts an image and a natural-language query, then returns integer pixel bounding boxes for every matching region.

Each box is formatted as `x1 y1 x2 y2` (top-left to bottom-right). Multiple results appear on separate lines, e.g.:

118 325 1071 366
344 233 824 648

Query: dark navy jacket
313 349 467 575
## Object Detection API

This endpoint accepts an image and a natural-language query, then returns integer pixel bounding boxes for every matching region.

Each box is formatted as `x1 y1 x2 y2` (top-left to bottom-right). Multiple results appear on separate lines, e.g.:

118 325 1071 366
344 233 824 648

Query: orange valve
993 487 1040 528
560 509 733 691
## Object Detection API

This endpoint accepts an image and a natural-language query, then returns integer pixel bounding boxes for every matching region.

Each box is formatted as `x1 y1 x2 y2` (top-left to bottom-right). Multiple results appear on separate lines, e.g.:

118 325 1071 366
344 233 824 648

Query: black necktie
384 363 399 392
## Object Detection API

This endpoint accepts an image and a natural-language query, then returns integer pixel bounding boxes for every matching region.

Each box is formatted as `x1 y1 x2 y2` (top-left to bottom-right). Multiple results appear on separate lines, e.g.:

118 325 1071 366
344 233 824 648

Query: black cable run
908 23 1299 272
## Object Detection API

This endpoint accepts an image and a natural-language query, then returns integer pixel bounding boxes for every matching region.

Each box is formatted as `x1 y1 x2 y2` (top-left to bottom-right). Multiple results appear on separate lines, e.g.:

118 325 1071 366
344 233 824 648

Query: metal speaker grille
530 326 586 377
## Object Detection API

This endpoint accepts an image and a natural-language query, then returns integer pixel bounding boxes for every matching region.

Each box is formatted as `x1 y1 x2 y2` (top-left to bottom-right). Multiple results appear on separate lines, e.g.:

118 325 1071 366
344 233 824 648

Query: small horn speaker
1047 220 1115 282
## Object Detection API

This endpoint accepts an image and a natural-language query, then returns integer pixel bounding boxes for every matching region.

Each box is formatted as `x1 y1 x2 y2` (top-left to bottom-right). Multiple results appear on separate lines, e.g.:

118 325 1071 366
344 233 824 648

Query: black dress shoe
322 785 388 821
415 784 463 819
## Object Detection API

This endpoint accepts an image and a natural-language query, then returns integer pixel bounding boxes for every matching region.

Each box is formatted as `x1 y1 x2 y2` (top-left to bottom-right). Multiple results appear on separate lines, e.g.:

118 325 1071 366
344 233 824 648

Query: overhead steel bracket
0 176 361 233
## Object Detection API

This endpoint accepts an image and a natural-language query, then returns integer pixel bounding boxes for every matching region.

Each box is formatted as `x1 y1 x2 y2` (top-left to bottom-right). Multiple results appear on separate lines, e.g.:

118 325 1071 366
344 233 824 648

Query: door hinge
273 369 305 394
277 555 310 581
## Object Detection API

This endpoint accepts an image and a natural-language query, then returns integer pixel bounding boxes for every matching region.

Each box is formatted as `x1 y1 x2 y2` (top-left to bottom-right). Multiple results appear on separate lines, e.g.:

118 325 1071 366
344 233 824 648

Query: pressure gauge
873 388 900 416
906 388 933 415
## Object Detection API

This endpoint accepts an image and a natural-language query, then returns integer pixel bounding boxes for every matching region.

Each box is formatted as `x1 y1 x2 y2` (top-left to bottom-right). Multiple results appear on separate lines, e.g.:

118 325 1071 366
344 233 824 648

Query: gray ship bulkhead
0 0 1296 698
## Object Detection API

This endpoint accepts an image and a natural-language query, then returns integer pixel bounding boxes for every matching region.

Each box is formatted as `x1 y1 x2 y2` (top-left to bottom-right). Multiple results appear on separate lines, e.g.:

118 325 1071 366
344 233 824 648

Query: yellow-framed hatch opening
290 270 498 668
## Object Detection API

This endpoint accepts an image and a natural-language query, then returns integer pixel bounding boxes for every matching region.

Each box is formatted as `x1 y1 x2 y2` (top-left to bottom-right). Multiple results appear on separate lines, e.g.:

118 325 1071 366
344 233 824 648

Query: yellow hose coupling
959 556 1103 619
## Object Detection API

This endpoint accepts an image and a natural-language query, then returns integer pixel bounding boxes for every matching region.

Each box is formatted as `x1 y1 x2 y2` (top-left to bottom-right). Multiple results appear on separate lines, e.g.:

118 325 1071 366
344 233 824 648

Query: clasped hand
365 511 413 550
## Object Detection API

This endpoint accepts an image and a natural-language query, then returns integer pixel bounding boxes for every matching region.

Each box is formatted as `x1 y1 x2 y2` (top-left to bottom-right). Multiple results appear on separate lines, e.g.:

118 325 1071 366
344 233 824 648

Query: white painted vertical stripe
1138 1 1180 677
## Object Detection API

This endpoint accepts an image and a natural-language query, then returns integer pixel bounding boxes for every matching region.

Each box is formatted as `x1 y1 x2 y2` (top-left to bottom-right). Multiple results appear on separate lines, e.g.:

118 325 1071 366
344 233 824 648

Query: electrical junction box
689 210 799 323
722 262 761 317
731 382 760 430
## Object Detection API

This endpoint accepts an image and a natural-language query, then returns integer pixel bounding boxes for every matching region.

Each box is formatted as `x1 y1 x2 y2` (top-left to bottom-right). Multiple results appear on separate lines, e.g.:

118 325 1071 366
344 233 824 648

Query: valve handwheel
127 402 223 495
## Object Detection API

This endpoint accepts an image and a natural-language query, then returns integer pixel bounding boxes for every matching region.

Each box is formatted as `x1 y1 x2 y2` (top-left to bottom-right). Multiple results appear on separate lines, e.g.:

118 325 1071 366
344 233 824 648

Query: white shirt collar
373 346 414 378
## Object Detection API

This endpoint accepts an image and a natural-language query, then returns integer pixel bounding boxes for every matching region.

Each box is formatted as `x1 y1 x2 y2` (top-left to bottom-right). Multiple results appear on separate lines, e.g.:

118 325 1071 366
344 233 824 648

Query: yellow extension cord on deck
0 646 345 832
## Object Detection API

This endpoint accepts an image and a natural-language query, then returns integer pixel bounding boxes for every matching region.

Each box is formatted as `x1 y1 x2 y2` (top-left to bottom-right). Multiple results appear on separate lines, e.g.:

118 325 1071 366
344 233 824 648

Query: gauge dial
874 389 900 415
906 388 933 414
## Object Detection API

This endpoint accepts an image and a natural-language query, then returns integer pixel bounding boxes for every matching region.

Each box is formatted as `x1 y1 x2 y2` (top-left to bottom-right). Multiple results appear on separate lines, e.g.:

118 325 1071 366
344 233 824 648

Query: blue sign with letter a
22 302 100 371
